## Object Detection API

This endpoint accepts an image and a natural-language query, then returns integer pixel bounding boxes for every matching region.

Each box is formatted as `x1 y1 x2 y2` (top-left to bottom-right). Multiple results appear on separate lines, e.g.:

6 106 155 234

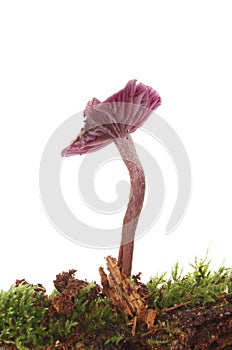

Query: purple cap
62 80 161 156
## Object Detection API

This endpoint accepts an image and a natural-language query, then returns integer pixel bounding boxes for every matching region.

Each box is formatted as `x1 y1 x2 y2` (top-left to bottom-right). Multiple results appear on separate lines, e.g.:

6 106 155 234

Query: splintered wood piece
99 256 157 332
131 315 137 336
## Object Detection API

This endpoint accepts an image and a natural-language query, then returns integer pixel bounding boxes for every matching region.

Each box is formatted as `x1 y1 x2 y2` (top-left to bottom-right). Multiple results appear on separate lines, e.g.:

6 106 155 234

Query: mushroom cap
62 80 161 156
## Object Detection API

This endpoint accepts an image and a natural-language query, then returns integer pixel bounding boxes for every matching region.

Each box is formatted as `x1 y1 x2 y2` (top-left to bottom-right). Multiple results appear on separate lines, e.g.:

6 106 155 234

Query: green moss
0 283 50 349
69 284 126 339
147 253 232 309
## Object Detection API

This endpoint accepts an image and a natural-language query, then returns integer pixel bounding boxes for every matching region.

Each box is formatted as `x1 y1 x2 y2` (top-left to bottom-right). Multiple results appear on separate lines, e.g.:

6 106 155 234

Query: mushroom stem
114 134 145 277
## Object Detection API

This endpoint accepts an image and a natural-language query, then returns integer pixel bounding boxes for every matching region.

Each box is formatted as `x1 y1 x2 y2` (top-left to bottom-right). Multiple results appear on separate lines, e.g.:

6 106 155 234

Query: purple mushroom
62 80 161 276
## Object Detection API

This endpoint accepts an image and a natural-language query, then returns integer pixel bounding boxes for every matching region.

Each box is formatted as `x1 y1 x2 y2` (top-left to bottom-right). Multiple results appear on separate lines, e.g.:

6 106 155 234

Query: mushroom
62 80 161 276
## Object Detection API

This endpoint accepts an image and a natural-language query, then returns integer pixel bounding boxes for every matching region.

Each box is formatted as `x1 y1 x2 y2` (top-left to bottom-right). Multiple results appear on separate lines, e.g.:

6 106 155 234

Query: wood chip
99 256 157 334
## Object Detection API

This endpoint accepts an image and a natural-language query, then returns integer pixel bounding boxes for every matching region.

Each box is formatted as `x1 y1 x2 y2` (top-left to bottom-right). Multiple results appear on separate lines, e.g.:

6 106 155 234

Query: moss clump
0 282 50 349
147 254 232 309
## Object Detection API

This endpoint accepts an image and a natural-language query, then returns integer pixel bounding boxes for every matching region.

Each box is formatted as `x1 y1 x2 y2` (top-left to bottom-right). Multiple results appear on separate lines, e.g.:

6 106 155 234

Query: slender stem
114 134 145 277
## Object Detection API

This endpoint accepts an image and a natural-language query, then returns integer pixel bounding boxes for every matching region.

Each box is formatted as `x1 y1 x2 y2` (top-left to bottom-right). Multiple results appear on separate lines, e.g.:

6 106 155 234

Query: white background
0 1 232 293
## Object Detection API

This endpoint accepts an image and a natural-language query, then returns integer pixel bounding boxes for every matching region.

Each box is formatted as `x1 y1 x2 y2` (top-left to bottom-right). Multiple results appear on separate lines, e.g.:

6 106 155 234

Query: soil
1 267 232 350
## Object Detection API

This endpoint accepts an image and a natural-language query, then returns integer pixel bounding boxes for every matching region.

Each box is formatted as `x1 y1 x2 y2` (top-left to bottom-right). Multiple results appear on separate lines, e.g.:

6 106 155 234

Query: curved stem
114 134 145 277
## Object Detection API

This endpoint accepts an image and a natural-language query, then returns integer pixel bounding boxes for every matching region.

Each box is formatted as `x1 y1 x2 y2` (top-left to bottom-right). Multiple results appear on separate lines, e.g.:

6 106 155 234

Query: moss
0 282 50 349
147 253 232 309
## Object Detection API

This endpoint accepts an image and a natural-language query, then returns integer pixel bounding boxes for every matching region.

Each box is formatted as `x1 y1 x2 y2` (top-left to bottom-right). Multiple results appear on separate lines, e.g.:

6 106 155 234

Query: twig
162 300 191 313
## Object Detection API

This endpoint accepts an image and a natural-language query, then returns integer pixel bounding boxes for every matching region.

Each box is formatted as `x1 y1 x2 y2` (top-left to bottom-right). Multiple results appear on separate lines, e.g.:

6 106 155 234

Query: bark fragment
99 256 157 334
